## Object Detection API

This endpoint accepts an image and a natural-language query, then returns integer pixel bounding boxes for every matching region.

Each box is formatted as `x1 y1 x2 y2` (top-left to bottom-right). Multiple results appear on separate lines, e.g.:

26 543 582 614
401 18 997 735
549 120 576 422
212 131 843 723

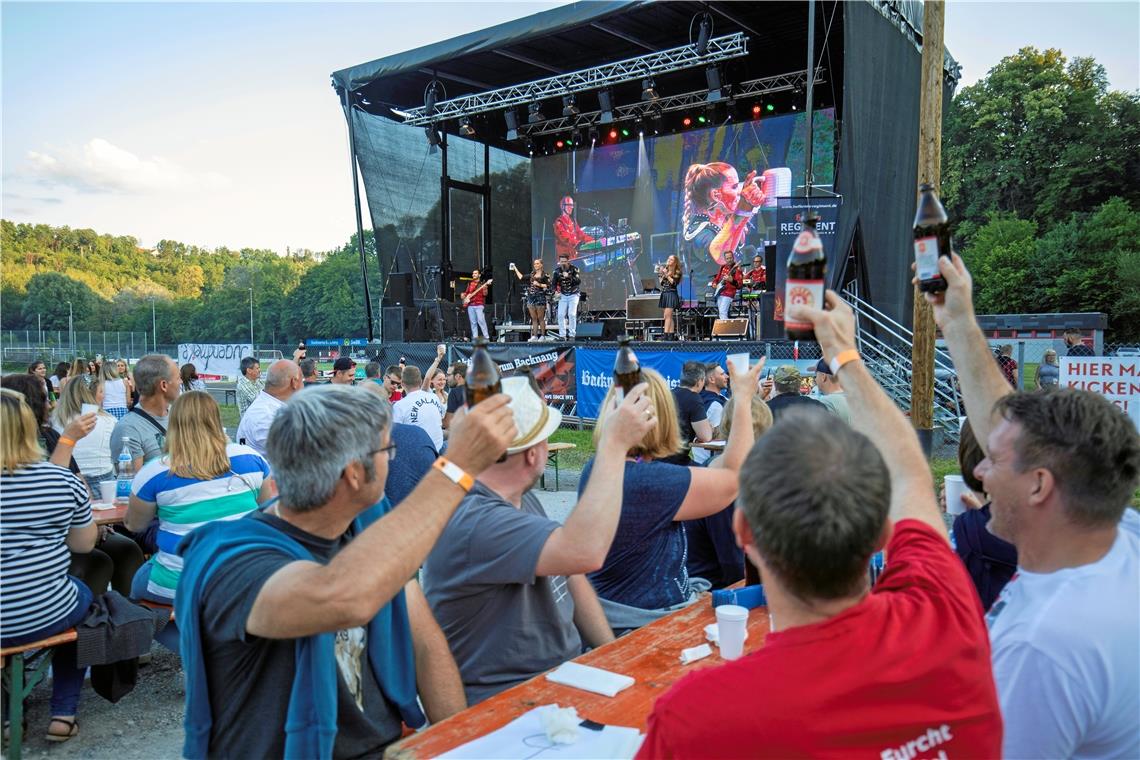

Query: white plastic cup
98 480 117 505
81 403 100 416
944 474 968 516
715 604 749 661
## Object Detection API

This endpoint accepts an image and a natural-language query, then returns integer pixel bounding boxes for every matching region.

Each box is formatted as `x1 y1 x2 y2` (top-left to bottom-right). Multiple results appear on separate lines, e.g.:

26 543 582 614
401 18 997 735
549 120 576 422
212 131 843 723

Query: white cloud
26 138 230 195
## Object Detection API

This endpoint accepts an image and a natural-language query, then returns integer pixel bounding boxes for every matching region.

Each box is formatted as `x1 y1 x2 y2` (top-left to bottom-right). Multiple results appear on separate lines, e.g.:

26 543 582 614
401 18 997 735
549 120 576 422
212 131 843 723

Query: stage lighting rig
528 102 545 124
504 109 519 140
425 124 441 148
598 89 614 124
459 116 476 137
705 66 724 102
694 13 712 56
562 94 580 117
642 78 659 102
588 125 599 144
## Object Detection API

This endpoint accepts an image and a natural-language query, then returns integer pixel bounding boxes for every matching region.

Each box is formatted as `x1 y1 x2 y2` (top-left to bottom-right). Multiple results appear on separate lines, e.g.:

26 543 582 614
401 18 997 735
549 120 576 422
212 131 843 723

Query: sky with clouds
2 1 1137 254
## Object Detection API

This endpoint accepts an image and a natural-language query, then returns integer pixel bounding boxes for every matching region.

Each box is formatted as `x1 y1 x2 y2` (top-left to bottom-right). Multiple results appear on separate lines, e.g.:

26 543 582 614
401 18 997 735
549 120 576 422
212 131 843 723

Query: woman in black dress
657 255 682 340
513 259 551 341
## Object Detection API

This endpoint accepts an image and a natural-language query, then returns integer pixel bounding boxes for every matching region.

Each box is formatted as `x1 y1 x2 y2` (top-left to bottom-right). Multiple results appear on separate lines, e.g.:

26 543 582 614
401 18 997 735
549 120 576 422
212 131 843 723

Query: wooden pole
911 0 945 458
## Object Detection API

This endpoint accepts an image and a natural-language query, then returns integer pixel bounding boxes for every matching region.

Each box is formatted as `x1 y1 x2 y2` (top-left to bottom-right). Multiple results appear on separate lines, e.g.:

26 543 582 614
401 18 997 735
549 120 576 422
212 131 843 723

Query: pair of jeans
1 577 93 716
129 563 180 652
717 294 734 321
557 293 580 338
467 305 489 339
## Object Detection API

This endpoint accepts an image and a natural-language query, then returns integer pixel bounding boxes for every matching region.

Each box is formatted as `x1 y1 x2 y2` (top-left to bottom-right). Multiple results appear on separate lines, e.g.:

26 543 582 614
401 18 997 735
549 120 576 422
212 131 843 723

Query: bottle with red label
914 182 952 293
784 212 826 342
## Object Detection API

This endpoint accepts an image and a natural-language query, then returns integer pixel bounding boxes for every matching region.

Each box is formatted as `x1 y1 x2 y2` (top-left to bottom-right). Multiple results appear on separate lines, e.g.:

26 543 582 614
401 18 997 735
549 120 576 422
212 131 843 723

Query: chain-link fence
978 339 1139 391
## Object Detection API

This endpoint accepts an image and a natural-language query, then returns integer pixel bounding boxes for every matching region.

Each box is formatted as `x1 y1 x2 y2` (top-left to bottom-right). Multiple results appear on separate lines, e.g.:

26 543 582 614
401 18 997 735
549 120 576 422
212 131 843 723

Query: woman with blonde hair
1 389 98 743
656 255 683 339
52 376 116 493
1035 348 1060 389
114 357 135 404
579 358 765 632
686 394 776 589
681 162 765 267
99 361 130 419
126 391 272 606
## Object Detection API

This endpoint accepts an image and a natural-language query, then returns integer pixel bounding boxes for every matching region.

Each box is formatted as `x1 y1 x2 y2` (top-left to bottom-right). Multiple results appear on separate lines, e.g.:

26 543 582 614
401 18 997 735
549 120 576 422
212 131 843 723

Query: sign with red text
1060 357 1140 427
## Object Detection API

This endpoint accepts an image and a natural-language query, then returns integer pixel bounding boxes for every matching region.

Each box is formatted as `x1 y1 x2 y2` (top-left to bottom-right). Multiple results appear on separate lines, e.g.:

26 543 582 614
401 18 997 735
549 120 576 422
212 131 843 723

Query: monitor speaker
712 318 749 338
626 295 664 320
576 322 606 340
385 273 415 306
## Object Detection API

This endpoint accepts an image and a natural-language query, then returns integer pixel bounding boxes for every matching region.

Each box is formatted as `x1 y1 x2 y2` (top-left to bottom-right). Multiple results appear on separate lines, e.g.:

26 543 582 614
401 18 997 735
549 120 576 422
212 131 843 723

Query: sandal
45 717 78 743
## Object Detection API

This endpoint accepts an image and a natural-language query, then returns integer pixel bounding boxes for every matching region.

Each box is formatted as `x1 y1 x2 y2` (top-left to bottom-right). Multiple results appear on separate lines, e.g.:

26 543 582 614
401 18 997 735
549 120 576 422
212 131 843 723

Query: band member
656 255 683 340
682 162 765 267
710 252 744 321
512 260 550 342
744 248 767 290
553 195 594 260
554 252 582 340
462 269 491 340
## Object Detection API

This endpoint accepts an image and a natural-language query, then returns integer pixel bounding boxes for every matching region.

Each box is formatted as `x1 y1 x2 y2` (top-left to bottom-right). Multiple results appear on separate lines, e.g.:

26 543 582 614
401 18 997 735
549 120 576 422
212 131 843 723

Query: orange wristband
59 436 77 447
433 457 474 492
829 349 861 376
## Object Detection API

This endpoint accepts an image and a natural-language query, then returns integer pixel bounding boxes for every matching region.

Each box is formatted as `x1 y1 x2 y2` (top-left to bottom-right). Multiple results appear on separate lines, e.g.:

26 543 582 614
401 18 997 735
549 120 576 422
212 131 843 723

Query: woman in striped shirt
126 391 272 605
0 389 99 743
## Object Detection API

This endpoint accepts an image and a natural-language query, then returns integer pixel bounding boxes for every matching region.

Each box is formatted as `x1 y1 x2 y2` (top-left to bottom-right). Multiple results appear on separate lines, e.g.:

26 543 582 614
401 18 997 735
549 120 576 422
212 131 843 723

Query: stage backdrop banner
576 348 727 419
453 343 576 403
1060 357 1140 427
178 343 253 381
774 197 842 321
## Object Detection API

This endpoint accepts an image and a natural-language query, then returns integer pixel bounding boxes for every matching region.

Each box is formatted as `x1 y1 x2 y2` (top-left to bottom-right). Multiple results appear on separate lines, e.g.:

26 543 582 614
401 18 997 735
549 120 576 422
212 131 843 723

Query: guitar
462 279 493 306
713 262 740 298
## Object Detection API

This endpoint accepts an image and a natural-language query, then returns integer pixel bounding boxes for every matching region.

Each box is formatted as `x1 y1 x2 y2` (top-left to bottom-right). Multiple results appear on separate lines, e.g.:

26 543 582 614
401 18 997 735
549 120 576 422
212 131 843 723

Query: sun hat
501 376 562 455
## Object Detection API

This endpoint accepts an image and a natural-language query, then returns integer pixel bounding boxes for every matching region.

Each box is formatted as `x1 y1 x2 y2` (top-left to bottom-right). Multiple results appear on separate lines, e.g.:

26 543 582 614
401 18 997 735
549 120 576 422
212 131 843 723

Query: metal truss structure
519 68 826 137
400 32 749 126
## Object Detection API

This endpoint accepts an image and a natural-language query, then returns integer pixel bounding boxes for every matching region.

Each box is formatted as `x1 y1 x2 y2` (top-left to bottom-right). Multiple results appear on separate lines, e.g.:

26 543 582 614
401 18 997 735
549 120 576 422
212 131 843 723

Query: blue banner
576 348 728 419
305 338 369 348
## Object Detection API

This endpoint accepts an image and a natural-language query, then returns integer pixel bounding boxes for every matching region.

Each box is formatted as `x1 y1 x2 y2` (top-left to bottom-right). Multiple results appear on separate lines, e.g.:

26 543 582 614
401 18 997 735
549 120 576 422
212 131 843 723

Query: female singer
656 255 682 340
513 259 551 341
462 269 491 340
681 162 766 267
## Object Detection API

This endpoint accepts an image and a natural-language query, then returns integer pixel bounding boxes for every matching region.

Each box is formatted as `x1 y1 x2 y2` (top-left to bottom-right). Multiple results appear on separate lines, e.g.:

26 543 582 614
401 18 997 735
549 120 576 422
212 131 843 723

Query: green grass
550 427 596 470
219 403 239 430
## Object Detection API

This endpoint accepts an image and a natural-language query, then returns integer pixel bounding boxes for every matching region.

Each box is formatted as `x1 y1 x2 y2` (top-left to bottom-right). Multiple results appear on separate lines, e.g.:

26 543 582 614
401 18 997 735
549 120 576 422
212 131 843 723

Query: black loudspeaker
758 292 783 339
385 273 415 306
382 306 418 342
764 245 777 291
576 322 606 340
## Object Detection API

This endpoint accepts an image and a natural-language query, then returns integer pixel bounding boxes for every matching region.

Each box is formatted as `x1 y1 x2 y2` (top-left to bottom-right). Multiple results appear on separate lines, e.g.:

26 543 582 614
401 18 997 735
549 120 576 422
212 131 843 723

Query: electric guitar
713 262 740 298
462 279 493 306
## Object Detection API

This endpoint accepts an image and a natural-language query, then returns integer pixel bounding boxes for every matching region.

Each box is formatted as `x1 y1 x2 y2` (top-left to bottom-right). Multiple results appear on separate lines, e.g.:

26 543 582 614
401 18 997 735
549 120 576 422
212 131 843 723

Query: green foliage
944 48 1140 340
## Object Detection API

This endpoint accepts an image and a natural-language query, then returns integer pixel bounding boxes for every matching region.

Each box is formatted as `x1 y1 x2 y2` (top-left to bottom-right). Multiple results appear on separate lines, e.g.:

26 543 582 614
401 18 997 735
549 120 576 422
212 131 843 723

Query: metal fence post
1017 340 1026 390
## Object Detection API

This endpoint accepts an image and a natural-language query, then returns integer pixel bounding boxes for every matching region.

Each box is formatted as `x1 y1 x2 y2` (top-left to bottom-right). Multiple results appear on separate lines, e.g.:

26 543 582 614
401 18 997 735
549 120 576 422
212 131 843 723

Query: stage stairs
842 286 963 446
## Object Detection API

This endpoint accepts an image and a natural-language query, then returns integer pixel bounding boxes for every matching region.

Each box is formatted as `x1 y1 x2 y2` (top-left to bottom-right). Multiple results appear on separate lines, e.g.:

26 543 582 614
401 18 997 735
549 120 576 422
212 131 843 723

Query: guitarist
709 251 744 321
462 269 492 340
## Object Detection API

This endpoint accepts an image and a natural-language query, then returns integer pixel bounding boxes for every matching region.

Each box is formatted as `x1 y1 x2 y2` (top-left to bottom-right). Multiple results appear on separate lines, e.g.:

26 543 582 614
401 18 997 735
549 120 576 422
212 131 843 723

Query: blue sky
2 1 1137 254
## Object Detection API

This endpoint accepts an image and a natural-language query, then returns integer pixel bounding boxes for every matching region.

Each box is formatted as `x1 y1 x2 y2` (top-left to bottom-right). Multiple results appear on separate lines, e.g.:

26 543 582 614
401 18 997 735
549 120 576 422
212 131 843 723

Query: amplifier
627 294 664 320
712 318 749 338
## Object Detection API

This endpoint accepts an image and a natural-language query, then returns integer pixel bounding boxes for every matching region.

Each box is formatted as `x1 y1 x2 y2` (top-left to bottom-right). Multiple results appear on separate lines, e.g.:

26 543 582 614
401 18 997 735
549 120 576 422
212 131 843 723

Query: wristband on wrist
829 349 861 377
59 436 77 447
432 456 474 492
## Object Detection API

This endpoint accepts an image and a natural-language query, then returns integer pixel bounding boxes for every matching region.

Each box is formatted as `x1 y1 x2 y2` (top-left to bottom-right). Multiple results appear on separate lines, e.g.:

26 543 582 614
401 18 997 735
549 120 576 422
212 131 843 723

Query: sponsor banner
1060 357 1140 427
774 197 842 321
305 338 369 348
575 348 727 419
177 343 253 381
453 344 576 403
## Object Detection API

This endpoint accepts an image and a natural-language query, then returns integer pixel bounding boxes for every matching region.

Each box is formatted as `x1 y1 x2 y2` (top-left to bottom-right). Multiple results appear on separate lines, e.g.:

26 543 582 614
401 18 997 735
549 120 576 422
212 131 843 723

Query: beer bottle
613 336 642 397
784 212 826 342
914 183 952 293
465 337 501 407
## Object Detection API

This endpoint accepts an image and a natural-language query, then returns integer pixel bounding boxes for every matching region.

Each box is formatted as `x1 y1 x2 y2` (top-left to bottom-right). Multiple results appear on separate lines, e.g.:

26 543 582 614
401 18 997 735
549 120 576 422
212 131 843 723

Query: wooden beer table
92 503 129 526
385 593 770 759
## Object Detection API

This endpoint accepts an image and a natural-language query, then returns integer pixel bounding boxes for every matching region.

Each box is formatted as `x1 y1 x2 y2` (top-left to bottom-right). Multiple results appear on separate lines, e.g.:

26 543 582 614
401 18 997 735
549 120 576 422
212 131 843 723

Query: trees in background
944 47 1140 340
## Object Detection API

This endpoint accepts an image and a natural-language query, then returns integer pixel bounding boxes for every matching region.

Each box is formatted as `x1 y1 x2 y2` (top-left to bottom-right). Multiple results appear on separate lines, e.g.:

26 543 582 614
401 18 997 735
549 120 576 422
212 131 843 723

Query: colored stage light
565 139 574 147
683 117 692 126
752 105 762 116
766 103 775 112
556 140 564 148
697 115 707 124
609 129 618 139
621 128 630 137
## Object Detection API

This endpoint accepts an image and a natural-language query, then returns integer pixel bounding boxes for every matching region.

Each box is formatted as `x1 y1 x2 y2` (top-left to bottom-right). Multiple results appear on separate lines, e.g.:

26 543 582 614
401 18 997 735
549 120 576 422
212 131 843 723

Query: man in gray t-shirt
110 354 180 469
422 375 654 704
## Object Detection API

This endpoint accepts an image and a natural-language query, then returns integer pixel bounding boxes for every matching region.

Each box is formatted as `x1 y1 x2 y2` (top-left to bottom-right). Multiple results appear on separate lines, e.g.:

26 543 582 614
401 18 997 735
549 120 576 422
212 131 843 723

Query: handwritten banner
177 343 254 380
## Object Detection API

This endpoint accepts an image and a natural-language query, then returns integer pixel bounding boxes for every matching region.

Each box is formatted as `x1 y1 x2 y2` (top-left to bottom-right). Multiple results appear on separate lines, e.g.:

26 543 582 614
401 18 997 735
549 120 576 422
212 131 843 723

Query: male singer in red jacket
553 196 593 260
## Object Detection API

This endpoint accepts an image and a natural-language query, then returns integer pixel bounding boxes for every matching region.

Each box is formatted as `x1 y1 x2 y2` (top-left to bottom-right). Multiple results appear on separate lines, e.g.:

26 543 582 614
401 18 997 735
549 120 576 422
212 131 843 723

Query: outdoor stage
332 1 959 342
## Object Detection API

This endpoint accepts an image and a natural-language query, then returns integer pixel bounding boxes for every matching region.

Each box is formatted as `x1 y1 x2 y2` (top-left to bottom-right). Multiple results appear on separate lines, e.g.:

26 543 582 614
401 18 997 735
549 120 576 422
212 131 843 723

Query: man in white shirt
924 252 1140 760
393 366 445 452
236 360 302 456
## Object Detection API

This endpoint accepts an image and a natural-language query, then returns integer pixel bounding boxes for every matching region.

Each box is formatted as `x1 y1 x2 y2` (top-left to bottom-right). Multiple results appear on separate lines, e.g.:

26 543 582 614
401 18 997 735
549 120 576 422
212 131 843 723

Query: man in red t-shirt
553 196 593 260
638 293 1002 759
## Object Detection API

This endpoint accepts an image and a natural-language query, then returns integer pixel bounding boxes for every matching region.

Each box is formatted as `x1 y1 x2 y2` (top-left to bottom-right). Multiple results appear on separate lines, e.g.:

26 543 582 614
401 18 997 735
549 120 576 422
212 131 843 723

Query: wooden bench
1 629 79 760
541 441 577 491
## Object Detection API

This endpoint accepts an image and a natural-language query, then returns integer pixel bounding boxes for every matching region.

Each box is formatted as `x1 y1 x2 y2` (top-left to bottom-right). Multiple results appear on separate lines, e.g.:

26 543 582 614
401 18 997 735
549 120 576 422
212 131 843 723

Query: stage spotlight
459 116 476 137
588 125 599 144
697 115 707 124
528 102 545 124
641 78 659 102
683 117 692 127
424 82 439 117
598 89 614 124
425 124 441 147
752 104 762 116
562 94 580 118
696 14 711 56
504 109 519 141
609 129 618 139
705 66 723 102
556 139 565 149
620 127 630 137
767 103 775 112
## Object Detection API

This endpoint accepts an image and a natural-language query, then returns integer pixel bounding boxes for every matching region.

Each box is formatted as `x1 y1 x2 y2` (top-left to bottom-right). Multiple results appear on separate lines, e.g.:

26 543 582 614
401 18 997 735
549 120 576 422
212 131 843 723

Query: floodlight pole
910 0 946 458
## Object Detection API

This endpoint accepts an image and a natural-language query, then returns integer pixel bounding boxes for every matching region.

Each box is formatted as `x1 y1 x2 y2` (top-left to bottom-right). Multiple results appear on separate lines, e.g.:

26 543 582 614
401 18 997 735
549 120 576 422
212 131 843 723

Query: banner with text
575 347 727 419
774 197 842 321
454 343 576 403
1060 357 1140 427
178 343 254 380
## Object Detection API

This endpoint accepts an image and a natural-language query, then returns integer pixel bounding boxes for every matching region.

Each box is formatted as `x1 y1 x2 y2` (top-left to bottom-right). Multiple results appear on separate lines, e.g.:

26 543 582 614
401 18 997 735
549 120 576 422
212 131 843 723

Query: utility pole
151 298 157 353
67 301 74 355
910 0 945 457
249 288 255 347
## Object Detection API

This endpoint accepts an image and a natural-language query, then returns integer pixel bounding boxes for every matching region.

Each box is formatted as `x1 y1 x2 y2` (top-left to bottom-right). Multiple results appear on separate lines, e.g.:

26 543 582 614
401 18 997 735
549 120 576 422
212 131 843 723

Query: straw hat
501 376 562 455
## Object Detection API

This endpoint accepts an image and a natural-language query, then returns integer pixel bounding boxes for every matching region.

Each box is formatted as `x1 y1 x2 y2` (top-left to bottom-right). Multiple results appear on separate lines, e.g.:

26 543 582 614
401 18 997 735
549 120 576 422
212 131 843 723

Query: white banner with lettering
177 343 254 381
1060 357 1140 427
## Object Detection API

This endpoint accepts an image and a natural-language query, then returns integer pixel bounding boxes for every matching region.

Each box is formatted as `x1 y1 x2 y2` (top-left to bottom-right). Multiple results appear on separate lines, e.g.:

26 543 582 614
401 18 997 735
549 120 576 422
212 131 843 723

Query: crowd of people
1 253 1137 758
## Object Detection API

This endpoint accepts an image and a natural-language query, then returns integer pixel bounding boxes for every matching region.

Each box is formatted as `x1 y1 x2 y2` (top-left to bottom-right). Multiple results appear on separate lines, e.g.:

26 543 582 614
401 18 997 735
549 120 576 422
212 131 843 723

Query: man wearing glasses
443 361 467 432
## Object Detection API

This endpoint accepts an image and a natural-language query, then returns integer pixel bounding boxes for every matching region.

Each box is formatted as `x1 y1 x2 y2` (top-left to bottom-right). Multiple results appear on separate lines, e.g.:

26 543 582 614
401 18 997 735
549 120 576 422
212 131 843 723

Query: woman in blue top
579 359 765 632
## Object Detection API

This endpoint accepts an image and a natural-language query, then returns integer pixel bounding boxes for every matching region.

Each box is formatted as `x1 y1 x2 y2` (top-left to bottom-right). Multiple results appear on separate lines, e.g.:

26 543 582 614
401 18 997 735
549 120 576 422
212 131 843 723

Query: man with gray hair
177 384 517 758
236 359 302 457
236 356 263 416
111 353 180 470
